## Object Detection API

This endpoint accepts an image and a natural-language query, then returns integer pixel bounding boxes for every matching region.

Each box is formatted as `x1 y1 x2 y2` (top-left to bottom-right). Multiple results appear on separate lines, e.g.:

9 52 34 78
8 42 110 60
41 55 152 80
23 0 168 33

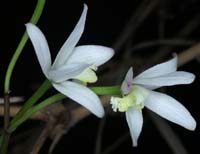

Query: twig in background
158 0 166 39
9 127 44 154
30 103 67 154
178 43 200 66
130 39 196 52
94 113 108 154
48 125 68 154
0 105 47 121
48 105 72 154
150 14 200 64
1 93 10 154
112 0 159 52
148 111 189 154
0 96 24 104
100 133 130 154
30 115 56 154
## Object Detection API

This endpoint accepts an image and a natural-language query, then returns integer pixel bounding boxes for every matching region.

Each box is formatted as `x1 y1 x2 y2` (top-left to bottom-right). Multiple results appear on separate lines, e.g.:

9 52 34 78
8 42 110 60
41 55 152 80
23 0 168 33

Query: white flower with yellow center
110 56 196 146
26 4 114 118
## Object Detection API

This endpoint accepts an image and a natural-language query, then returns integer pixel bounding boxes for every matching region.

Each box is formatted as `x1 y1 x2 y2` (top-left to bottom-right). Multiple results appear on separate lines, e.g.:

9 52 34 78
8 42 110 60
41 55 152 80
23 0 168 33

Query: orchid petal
73 66 98 83
145 90 196 130
135 56 177 79
48 63 89 82
133 71 195 90
26 23 51 77
52 81 104 117
66 45 114 66
53 4 88 68
126 108 143 147
121 67 134 95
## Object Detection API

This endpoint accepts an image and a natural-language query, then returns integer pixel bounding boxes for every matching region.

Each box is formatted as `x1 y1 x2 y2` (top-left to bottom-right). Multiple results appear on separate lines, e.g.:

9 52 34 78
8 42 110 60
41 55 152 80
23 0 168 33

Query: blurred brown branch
112 0 160 51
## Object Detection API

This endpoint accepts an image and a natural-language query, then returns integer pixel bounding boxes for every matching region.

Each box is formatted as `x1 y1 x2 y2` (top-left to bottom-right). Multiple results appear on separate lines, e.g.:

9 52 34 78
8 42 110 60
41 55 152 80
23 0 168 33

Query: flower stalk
90 85 121 95
10 79 51 127
9 85 121 131
9 93 65 131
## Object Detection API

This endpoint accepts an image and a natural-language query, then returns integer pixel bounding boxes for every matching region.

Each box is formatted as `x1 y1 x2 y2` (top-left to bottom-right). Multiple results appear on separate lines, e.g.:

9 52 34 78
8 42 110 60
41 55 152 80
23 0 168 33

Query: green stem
1 94 10 154
10 94 65 131
0 135 10 154
10 80 51 126
91 85 121 95
4 0 46 93
1 1 46 153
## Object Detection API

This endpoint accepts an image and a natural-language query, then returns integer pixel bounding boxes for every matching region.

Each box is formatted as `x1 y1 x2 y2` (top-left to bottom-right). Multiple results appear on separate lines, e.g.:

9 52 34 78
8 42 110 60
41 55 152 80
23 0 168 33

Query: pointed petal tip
102 47 114 63
188 73 195 83
176 71 196 85
97 46 114 59
96 109 105 118
25 23 34 29
126 108 143 149
25 23 30 27
172 52 177 57
25 23 38 29
106 47 115 59
127 67 133 77
104 46 115 59
186 117 196 131
132 142 138 147
121 67 134 94
95 46 115 62
83 3 88 10
25 22 31 26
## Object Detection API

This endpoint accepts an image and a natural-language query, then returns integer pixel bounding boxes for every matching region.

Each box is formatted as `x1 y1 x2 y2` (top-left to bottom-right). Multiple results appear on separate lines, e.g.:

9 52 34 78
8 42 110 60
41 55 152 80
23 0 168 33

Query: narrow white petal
66 45 114 66
135 56 177 79
145 90 196 130
48 63 89 82
133 71 195 90
53 4 88 68
26 23 51 77
52 81 104 117
125 108 143 147
121 67 134 95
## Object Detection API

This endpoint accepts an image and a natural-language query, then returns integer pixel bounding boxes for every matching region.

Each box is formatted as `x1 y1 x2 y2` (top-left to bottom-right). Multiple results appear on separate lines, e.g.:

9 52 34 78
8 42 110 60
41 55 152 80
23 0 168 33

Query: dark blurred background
0 0 199 154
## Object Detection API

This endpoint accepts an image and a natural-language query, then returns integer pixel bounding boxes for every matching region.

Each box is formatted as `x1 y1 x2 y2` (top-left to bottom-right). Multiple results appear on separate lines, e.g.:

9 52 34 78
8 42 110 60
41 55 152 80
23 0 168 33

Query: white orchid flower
110 56 196 146
26 4 114 118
